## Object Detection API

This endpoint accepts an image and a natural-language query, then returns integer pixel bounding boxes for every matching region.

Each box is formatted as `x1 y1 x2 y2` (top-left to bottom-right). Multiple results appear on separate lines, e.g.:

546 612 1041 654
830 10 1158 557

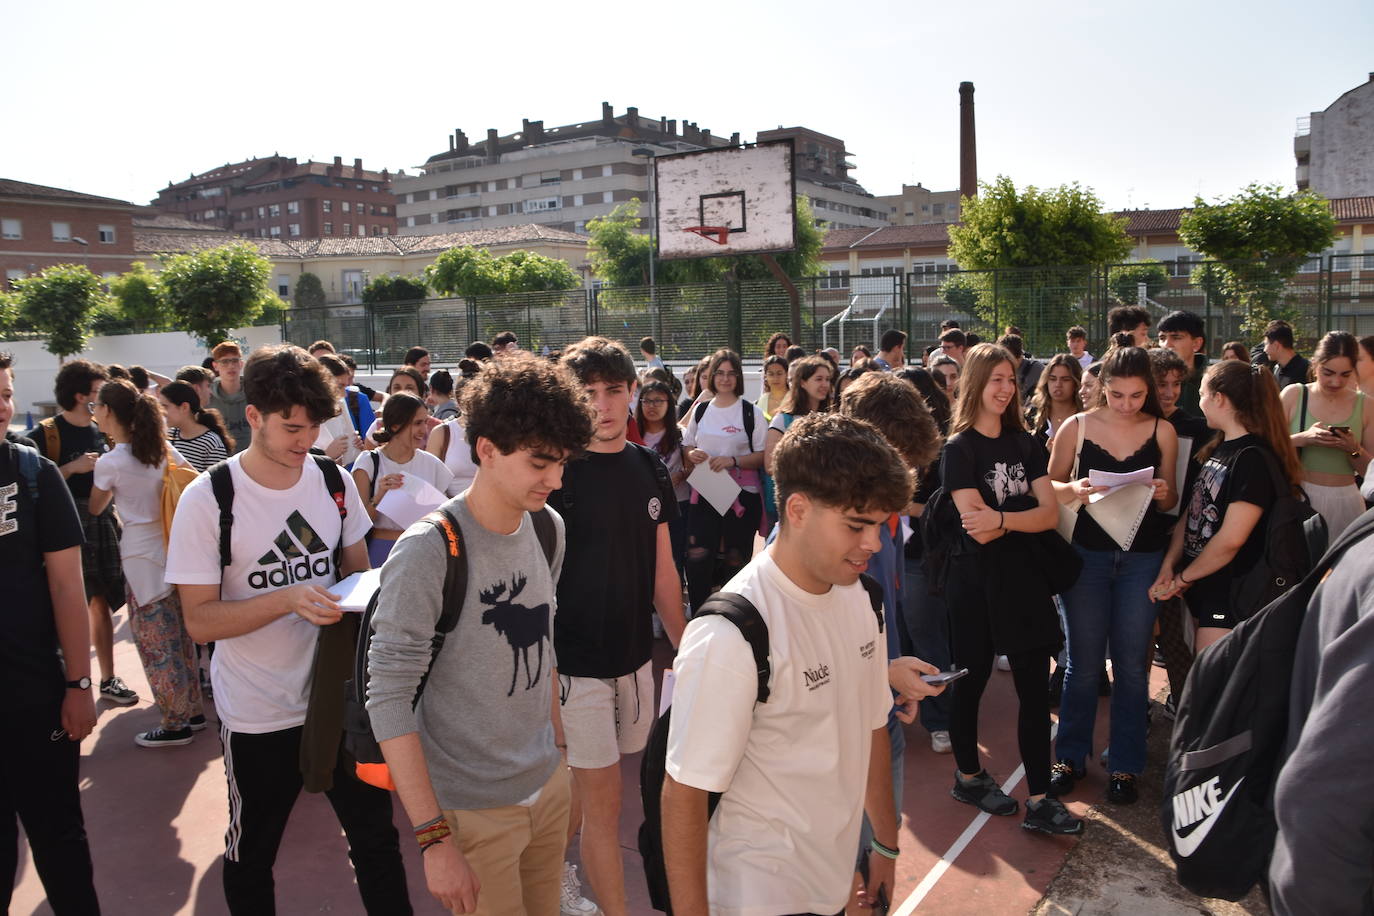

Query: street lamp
630 146 660 340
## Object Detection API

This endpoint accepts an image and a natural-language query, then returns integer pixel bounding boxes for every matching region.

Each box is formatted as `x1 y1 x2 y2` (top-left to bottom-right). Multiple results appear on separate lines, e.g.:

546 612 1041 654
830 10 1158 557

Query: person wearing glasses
682 349 768 614
209 341 251 454
938 328 967 366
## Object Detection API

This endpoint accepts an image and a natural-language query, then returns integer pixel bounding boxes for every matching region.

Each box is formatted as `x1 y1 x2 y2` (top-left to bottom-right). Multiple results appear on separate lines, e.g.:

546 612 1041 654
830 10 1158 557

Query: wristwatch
66 676 92 690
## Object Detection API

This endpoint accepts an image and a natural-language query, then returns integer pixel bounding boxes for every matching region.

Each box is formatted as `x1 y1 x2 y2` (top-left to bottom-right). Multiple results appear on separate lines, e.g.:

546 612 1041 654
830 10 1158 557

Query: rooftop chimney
602 101 614 123
454 129 469 153
729 132 740 147
626 106 639 127
486 129 500 164
354 158 363 173
959 81 977 200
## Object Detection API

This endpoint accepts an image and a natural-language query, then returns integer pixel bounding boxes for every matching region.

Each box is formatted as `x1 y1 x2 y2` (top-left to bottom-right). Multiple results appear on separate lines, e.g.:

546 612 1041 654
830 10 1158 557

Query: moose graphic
480 572 550 697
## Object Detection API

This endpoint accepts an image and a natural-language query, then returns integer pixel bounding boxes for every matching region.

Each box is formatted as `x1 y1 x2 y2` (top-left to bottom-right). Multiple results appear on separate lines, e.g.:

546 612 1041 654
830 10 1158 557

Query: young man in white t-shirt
664 412 938 915
165 345 411 915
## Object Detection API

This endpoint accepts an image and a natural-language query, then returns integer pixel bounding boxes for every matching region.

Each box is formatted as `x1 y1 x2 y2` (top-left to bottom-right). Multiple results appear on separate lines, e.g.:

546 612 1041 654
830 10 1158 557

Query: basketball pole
761 253 802 344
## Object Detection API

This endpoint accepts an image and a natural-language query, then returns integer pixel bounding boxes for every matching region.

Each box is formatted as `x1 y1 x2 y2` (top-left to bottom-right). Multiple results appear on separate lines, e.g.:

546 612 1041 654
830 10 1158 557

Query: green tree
1107 260 1169 305
946 176 1132 352
109 261 172 329
13 264 107 358
426 247 505 297
363 273 429 304
1177 183 1337 335
0 289 20 335
294 272 327 308
493 250 582 292
158 243 274 345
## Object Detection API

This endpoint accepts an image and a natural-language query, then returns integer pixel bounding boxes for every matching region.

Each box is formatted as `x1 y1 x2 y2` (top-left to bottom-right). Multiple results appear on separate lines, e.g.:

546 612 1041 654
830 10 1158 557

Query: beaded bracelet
870 837 900 860
414 815 453 850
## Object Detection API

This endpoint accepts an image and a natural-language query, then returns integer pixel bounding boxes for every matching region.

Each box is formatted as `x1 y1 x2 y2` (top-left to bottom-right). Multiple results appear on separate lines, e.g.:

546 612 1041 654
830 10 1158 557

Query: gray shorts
558 660 655 769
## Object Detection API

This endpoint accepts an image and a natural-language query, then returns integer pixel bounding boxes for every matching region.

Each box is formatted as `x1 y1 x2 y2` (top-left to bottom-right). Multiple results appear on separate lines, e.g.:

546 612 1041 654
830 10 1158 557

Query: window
572 168 583 181
380 226 389 236
204 208 217 219
405 216 415 228
287 201 300 214
429 189 439 200
277 275 290 297
5 269 26 288
429 213 439 224
488 206 497 216
98 224 116 243
378 205 388 215
522 197 561 213
342 201 351 213
269 204 281 218
289 223 301 237
269 226 282 238
487 181 498 192
540 172 560 186
405 193 414 205
357 224 366 237
573 194 584 207
509 178 518 190
602 191 613 204
324 222 333 235
343 222 351 235
601 165 612 178
932 203 944 217
323 200 332 213
51 221 71 241
258 206 266 219
819 270 850 290
357 202 366 215
1 218 20 239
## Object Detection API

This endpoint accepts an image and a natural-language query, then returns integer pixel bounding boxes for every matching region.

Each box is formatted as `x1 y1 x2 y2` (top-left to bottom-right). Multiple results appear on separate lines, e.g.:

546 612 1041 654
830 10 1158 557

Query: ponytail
99 378 168 467
1197 361 1303 495
195 407 235 452
163 380 235 451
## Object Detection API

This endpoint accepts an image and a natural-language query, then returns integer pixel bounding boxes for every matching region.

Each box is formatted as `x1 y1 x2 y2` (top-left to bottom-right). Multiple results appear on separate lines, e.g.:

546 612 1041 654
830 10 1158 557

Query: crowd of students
3 309 1371 916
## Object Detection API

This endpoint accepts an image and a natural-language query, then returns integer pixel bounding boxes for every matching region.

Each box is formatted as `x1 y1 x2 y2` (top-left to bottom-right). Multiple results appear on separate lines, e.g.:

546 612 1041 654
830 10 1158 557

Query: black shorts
76 497 125 608
1185 575 1238 630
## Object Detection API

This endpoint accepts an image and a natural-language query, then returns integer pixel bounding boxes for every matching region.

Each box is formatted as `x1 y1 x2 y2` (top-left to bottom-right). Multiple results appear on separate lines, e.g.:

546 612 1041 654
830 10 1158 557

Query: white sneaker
996 655 1011 671
561 862 600 916
930 730 952 754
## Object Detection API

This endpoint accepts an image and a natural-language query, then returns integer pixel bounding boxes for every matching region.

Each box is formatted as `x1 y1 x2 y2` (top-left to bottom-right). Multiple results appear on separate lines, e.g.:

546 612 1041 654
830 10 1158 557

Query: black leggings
944 556 1054 797
685 491 762 612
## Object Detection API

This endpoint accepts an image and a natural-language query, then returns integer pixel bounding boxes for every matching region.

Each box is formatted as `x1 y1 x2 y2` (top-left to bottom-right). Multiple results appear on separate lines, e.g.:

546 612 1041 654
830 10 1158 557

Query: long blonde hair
950 343 1028 436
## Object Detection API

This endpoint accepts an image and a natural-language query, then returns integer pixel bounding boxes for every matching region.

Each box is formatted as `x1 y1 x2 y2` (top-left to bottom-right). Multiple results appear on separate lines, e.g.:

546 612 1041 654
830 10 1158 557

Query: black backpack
1161 508 1374 900
1225 446 1327 621
637 575 885 914
208 454 348 572
692 399 757 453
918 484 960 596
341 503 557 772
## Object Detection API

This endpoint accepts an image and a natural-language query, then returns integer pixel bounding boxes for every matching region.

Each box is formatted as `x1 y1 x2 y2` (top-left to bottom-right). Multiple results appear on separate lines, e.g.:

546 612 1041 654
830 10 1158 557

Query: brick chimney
626 106 639 127
486 129 500 164
522 119 545 144
354 158 363 174
454 129 469 153
331 155 342 177
602 101 614 124
729 132 740 147
959 81 977 200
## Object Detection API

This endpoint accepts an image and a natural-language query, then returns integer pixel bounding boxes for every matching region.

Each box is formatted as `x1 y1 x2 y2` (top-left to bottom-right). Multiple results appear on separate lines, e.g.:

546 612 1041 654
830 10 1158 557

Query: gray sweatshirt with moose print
366 493 565 810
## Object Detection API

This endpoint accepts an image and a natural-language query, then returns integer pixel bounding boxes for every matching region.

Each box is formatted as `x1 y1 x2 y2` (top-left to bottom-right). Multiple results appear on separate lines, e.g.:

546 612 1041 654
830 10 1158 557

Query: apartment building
875 183 963 226
1 178 141 288
755 126 888 230
153 155 398 239
1296 73 1374 198
395 103 739 236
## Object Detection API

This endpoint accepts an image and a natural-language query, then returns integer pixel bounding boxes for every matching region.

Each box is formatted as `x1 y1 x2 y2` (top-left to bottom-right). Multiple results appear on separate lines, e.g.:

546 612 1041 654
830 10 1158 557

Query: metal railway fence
275 256 1374 369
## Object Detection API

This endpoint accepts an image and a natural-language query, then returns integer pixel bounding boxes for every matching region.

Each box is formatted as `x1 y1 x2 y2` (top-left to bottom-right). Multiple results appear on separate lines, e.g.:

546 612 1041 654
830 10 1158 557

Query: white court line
892 723 1059 915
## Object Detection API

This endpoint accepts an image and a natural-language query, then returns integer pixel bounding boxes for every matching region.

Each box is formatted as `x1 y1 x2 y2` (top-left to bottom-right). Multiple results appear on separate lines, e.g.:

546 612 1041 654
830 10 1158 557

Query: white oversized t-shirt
165 455 372 734
92 443 190 606
665 550 891 916
682 398 767 493
350 447 456 529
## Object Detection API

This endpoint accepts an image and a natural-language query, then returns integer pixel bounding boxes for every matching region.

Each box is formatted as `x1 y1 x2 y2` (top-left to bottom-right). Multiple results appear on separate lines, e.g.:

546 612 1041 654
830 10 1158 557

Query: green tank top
1290 386 1364 476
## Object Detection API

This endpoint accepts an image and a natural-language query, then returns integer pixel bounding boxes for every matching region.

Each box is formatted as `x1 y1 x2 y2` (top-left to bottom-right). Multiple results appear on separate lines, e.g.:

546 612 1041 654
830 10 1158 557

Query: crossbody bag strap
1072 411 1087 479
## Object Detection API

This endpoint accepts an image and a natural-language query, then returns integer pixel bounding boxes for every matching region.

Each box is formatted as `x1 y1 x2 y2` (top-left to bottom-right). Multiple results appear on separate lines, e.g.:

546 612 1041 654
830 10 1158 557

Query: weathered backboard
653 140 797 260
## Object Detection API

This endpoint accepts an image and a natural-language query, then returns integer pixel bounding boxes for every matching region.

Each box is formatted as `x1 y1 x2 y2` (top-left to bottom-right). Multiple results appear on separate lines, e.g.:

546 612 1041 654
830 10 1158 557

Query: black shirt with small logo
548 443 679 678
24 414 107 499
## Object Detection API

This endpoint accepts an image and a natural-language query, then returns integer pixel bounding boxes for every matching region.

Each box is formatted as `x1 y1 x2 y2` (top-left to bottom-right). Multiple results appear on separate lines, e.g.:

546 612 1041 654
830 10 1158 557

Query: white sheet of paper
659 668 675 717
314 413 360 466
376 475 447 531
1088 466 1155 503
333 568 381 613
687 462 742 516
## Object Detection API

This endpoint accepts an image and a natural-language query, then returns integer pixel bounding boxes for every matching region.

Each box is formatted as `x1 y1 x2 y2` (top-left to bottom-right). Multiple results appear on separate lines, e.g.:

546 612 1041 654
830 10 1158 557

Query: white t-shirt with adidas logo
165 455 372 734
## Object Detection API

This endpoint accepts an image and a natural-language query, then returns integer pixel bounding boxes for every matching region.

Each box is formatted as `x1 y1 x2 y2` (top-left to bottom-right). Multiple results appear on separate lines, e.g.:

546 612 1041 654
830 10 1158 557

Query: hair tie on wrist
1178 570 1191 585
870 837 900 860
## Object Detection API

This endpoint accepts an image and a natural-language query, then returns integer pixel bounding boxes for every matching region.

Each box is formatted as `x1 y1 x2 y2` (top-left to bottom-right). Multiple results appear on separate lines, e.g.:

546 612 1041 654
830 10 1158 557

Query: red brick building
1 179 141 288
153 155 397 240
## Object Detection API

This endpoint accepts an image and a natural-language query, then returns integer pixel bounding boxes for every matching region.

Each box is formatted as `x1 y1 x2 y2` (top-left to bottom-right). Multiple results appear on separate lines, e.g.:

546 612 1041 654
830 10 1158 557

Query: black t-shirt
942 427 1048 551
1182 435 1277 569
547 443 680 678
1274 355 1310 390
1070 420 1170 553
25 414 108 499
1164 407 1211 505
0 442 85 710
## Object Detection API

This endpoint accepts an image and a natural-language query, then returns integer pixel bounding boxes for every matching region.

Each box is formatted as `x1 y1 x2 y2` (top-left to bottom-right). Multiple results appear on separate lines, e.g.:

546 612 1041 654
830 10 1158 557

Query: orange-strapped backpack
159 448 201 545
343 504 557 790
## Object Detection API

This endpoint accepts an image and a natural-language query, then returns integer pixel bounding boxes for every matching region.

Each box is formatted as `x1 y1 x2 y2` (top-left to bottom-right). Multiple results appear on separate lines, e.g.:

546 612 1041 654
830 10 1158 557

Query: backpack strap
696 592 771 703
692 399 758 452
858 571 886 634
530 507 557 570
39 417 60 463
312 455 348 580
692 399 709 427
13 442 41 506
208 459 235 568
634 442 675 505
369 450 381 503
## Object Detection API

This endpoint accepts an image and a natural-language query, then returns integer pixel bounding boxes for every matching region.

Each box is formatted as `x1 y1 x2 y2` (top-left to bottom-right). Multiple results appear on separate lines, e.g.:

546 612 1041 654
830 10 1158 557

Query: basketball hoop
682 225 730 245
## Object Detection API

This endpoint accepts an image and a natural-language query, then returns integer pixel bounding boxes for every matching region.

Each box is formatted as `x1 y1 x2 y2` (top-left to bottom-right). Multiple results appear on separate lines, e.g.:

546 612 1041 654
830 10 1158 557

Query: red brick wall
0 200 137 287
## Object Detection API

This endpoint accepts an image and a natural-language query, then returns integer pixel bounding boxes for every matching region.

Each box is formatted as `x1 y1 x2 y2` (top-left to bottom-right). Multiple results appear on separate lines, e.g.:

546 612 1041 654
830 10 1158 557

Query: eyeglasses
215 357 242 366
713 370 739 379
641 398 670 407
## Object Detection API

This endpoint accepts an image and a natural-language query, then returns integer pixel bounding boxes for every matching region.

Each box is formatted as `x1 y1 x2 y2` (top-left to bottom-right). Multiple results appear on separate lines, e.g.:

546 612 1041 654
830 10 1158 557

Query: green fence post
727 280 743 355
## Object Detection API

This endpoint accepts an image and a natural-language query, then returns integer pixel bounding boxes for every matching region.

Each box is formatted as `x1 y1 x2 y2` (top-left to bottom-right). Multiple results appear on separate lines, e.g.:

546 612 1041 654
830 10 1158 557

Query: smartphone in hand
921 668 970 686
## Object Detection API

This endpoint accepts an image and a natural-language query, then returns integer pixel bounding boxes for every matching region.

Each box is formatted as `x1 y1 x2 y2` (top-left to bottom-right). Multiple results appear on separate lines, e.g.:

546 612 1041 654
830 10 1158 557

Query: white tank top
439 418 478 495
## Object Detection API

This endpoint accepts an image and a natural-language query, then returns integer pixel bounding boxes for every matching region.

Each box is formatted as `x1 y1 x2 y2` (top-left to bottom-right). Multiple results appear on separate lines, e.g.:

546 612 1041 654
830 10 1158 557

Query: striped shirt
169 428 228 473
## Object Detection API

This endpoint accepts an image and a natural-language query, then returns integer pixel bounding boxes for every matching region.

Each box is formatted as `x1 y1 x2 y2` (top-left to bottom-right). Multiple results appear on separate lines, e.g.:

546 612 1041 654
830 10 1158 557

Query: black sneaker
1023 797 1084 835
1048 760 1083 797
99 676 138 705
135 727 194 748
1152 647 1167 668
1098 667 1112 697
189 714 208 732
1161 693 1178 721
951 770 1018 816
1107 772 1138 805
1047 666 1065 708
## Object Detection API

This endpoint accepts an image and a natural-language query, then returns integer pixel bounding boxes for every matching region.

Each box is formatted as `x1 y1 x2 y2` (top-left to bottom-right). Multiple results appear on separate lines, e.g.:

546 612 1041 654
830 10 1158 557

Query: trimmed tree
109 261 172 329
363 274 429 304
294 272 327 308
1107 260 1169 305
158 243 274 345
426 247 581 297
13 264 107 358
1177 183 1337 335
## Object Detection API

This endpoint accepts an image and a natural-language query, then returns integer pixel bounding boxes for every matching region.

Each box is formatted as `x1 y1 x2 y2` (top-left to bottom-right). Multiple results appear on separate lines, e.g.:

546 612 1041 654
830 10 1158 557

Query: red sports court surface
12 620 1144 915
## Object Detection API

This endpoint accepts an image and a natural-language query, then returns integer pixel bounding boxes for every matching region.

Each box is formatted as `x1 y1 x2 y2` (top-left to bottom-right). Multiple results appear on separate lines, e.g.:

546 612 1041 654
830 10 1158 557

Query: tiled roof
133 213 230 232
134 224 588 259
0 178 137 208
1117 208 1187 234
1330 196 1374 221
821 224 951 252
293 162 390 183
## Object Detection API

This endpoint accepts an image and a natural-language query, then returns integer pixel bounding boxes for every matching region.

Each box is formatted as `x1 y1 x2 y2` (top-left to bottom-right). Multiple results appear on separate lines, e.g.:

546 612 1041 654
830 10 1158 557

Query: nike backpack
1162 508 1374 900
637 576 884 914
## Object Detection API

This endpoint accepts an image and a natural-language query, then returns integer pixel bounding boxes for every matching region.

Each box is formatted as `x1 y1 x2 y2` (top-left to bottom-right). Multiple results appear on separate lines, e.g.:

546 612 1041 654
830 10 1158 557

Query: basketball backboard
653 139 797 260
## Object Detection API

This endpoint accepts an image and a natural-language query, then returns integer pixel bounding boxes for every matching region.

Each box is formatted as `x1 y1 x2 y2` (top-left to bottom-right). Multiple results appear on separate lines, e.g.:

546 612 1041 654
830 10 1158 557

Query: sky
3 0 1372 214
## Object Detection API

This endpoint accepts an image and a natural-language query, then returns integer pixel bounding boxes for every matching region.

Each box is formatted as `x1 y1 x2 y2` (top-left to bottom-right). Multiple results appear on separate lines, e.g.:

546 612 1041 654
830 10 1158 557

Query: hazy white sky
3 0 1371 213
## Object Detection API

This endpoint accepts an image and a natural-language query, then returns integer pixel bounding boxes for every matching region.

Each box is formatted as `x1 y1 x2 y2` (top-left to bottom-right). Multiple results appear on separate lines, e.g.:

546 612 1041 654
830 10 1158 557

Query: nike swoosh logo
1172 776 1243 857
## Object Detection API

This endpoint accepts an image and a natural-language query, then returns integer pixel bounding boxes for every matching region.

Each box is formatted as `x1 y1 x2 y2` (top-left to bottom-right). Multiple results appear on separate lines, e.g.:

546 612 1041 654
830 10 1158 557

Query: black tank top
1072 417 1170 553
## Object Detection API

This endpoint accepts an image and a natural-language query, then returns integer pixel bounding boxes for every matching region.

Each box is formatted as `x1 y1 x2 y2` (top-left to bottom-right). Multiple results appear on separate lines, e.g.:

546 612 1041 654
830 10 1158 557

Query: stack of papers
1087 466 1155 502
377 476 448 531
333 568 381 613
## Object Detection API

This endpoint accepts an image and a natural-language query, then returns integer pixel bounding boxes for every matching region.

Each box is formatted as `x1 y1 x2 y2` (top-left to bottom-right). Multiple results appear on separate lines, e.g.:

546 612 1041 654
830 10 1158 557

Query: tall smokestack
959 81 977 200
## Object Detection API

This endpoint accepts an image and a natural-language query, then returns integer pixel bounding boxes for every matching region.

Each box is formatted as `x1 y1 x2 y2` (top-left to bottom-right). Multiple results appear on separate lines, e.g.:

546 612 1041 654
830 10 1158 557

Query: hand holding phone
920 668 970 686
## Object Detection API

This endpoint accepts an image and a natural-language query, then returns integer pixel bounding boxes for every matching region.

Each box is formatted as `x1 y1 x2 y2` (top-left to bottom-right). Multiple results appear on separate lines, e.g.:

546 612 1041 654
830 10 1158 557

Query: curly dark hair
771 412 912 521
840 371 942 470
242 345 338 423
54 359 109 410
562 336 637 386
459 355 593 464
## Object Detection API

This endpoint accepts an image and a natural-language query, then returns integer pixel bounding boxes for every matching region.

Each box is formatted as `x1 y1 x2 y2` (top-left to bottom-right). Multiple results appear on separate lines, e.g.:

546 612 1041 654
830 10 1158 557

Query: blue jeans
902 555 952 733
1055 545 1163 776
